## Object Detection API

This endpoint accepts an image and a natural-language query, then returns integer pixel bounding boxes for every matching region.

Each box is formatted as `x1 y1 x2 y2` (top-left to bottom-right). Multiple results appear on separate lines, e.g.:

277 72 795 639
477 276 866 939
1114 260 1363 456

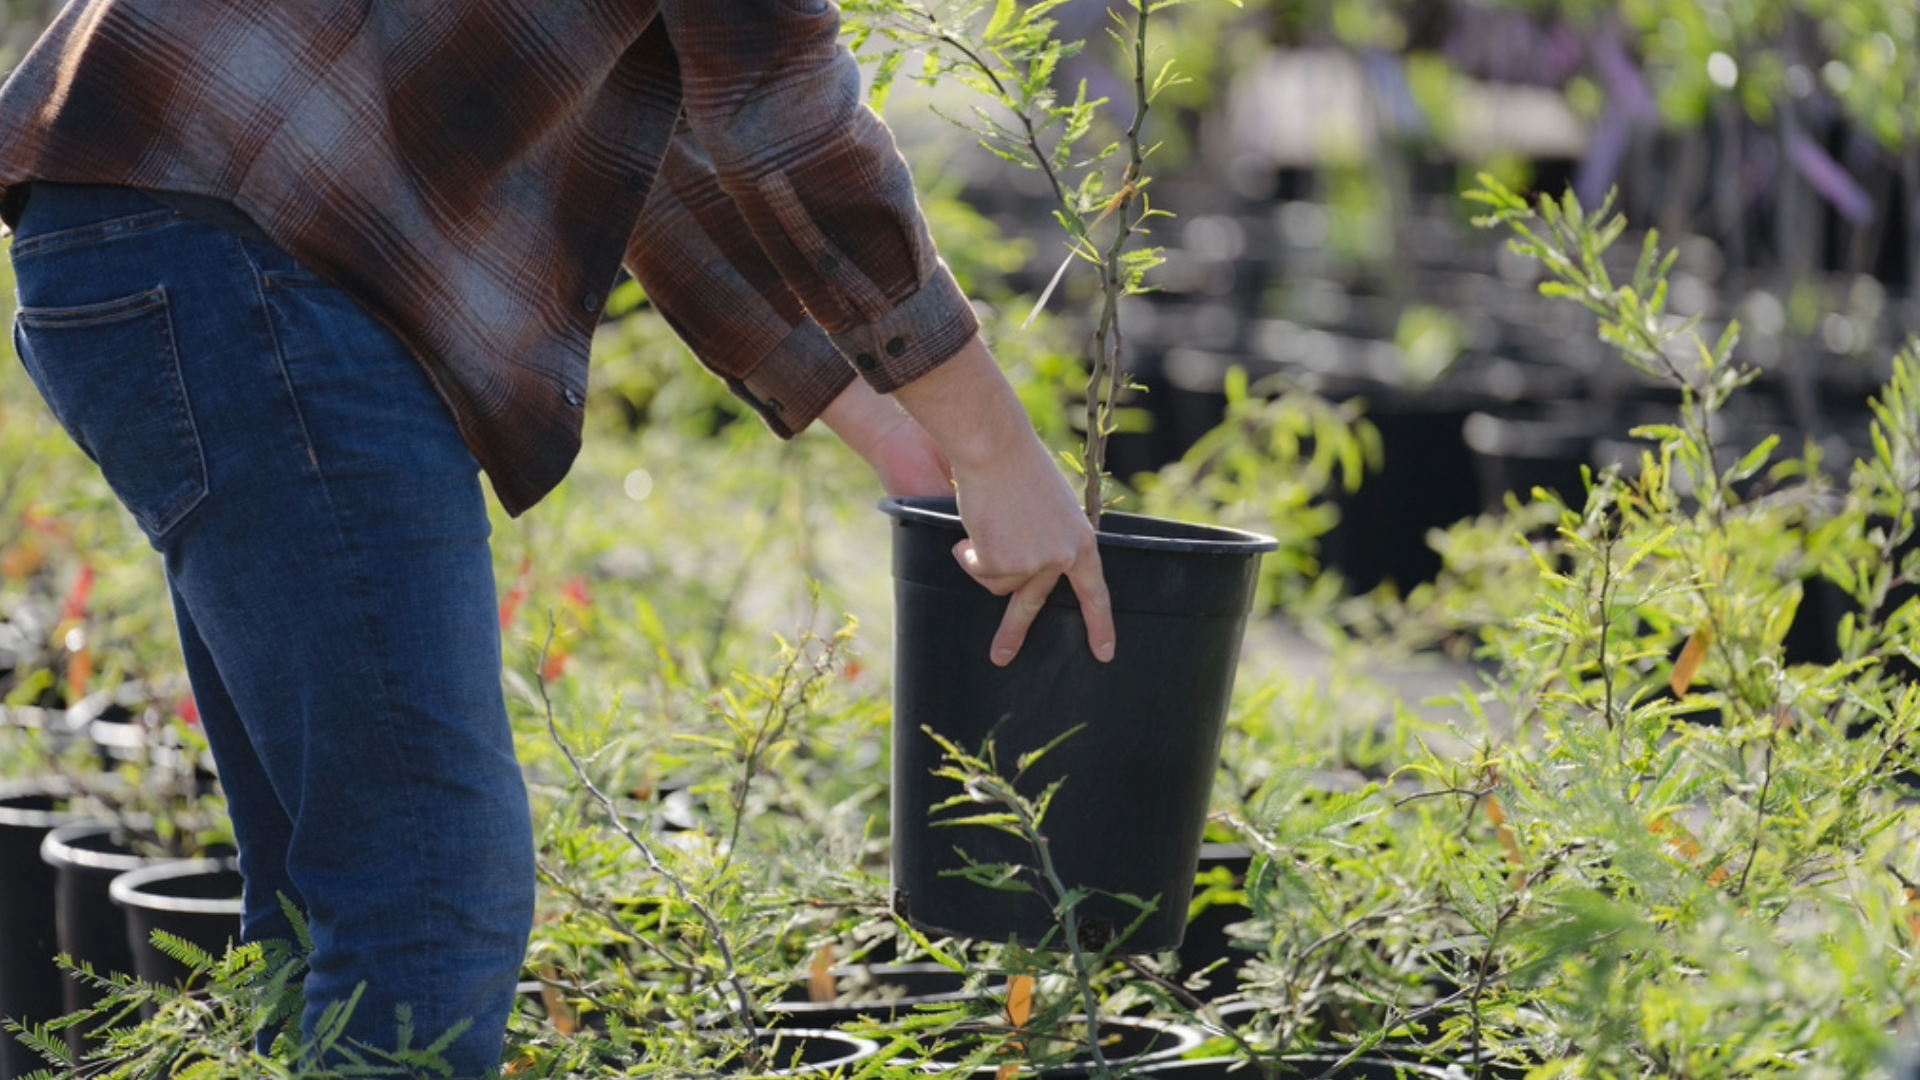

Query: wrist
891 335 1038 472
821 379 910 462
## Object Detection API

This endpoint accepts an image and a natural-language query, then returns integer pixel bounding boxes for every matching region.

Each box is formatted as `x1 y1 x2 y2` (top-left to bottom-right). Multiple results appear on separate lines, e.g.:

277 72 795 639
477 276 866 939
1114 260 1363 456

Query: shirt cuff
827 262 980 395
734 319 858 438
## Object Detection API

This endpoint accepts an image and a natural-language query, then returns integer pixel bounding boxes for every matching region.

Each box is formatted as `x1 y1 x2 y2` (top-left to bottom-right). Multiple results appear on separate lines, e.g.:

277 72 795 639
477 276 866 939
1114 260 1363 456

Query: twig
534 616 762 1053
533 855 699 978
1120 957 1275 1080
906 3 1070 207
716 620 839 877
1392 785 1496 809
1303 986 1473 1080
1462 845 1571 1078
1732 733 1777 897
1080 1 1156 529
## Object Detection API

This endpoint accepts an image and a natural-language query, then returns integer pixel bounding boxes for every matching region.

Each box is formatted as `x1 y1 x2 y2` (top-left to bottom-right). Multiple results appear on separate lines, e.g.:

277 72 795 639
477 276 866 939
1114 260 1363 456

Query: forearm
888 335 1044 477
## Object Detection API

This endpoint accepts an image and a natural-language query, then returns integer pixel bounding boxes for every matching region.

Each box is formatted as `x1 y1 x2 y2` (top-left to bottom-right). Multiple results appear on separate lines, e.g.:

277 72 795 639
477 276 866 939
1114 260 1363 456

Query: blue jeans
9 184 535 1077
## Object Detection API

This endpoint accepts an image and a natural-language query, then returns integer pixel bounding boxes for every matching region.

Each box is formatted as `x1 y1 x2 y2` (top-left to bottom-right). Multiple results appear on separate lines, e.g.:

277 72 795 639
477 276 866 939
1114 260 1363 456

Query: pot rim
39 820 158 874
730 1027 881 1077
108 856 243 914
771 961 978 1014
879 497 1278 556
0 777 91 829
925 1015 1204 1075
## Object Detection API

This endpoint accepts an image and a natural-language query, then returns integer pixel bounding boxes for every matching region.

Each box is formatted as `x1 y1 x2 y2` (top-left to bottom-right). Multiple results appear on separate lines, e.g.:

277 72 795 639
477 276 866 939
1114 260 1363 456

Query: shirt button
855 353 877 370
625 173 647 191
582 294 601 314
885 336 906 358
765 397 783 413
818 256 839 275
564 389 582 406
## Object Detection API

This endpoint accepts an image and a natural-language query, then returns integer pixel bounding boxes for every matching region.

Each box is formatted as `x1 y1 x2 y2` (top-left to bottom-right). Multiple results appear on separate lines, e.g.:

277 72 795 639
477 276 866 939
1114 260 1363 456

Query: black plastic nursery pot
930 1015 1201 1078
40 824 162 1005
881 497 1276 952
719 1028 880 1078
0 781 86 1080
766 962 978 1029
1140 1050 1459 1078
108 857 242 991
1146 1000 1533 1079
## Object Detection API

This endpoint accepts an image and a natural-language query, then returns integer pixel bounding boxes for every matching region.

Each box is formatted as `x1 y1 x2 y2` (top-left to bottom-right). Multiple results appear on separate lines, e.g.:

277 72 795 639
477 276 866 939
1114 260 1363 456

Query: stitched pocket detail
14 288 209 537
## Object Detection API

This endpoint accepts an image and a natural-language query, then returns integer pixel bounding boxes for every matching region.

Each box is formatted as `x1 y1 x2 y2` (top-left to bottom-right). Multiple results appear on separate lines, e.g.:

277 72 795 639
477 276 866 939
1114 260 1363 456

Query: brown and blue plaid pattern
0 0 975 514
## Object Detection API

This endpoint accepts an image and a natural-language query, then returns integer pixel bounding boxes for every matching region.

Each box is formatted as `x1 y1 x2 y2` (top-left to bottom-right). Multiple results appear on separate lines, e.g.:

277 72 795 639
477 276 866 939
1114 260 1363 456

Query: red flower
499 558 533 629
61 562 94 624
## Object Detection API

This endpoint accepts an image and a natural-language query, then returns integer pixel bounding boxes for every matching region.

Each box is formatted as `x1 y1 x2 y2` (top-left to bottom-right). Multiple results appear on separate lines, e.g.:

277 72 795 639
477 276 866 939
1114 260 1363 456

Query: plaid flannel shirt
0 0 978 515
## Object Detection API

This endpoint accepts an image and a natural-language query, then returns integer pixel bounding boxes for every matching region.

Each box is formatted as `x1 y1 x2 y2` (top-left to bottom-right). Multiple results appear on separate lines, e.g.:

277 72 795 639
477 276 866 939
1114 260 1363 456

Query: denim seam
261 270 327 290
140 288 209 535
14 286 166 327
9 208 181 260
241 235 443 1010
238 238 326 472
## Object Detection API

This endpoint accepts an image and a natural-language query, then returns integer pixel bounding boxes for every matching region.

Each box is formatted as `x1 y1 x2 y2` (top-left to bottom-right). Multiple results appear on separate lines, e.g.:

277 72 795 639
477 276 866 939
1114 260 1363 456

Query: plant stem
1025 803 1113 1080
908 3 1071 208
1595 525 1617 734
1081 0 1156 529
716 623 836 878
534 618 762 1055
1732 733 1777 897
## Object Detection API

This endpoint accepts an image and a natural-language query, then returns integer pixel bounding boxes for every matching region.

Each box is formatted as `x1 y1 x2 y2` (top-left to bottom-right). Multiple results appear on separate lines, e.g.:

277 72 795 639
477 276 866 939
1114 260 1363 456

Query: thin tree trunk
1716 100 1748 301
1906 143 1920 329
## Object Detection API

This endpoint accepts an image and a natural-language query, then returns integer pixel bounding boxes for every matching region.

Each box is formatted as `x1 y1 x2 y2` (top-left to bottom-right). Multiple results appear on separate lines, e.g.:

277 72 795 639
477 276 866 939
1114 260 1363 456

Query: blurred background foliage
1 0 1918 1076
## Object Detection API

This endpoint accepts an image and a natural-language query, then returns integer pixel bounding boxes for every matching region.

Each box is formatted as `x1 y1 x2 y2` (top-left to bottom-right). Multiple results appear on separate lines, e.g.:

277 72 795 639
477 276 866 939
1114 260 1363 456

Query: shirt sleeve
655 0 980 397
626 125 855 437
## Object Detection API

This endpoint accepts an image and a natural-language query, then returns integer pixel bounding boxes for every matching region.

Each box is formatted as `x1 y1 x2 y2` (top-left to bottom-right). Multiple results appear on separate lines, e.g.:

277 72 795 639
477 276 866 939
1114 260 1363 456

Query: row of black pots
0 782 241 1077
521 963 1490 1079
516 970 1198 1078
1142 339 1907 592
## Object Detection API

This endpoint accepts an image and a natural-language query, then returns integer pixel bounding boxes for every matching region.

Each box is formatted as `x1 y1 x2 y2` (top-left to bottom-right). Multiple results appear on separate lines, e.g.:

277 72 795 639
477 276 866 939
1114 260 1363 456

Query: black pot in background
0 781 86 1080
882 497 1275 953
1174 843 1254 998
1318 390 1486 593
108 857 242 992
1461 401 1620 513
39 822 182 1058
1150 1000 1532 1079
719 1028 880 1077
929 1014 1201 1078
766 962 978 1029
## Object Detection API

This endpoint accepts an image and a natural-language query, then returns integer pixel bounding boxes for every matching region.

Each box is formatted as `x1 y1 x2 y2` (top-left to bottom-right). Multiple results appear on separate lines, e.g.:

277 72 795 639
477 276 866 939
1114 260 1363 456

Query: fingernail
992 647 1014 667
1097 641 1115 662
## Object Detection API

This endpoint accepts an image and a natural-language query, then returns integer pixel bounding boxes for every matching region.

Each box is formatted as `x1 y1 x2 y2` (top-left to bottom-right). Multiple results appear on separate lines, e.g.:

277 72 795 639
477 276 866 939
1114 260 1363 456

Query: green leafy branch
923 726 1159 1080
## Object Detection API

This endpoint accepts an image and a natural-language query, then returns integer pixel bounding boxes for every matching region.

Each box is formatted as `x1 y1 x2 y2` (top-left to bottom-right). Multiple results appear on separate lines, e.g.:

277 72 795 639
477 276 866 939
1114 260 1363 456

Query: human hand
949 437 1114 667
889 336 1115 667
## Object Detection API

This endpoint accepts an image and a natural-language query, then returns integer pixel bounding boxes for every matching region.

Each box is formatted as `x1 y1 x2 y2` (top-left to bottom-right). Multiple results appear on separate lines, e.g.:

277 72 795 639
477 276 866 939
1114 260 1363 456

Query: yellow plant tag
994 974 1035 1079
536 968 577 1036
1670 629 1713 696
807 944 836 1004
1005 973 1033 1027
1483 795 1523 867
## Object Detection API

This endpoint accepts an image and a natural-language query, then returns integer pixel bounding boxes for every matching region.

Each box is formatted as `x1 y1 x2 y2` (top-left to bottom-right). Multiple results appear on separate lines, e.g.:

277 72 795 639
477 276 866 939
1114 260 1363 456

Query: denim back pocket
13 286 209 538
